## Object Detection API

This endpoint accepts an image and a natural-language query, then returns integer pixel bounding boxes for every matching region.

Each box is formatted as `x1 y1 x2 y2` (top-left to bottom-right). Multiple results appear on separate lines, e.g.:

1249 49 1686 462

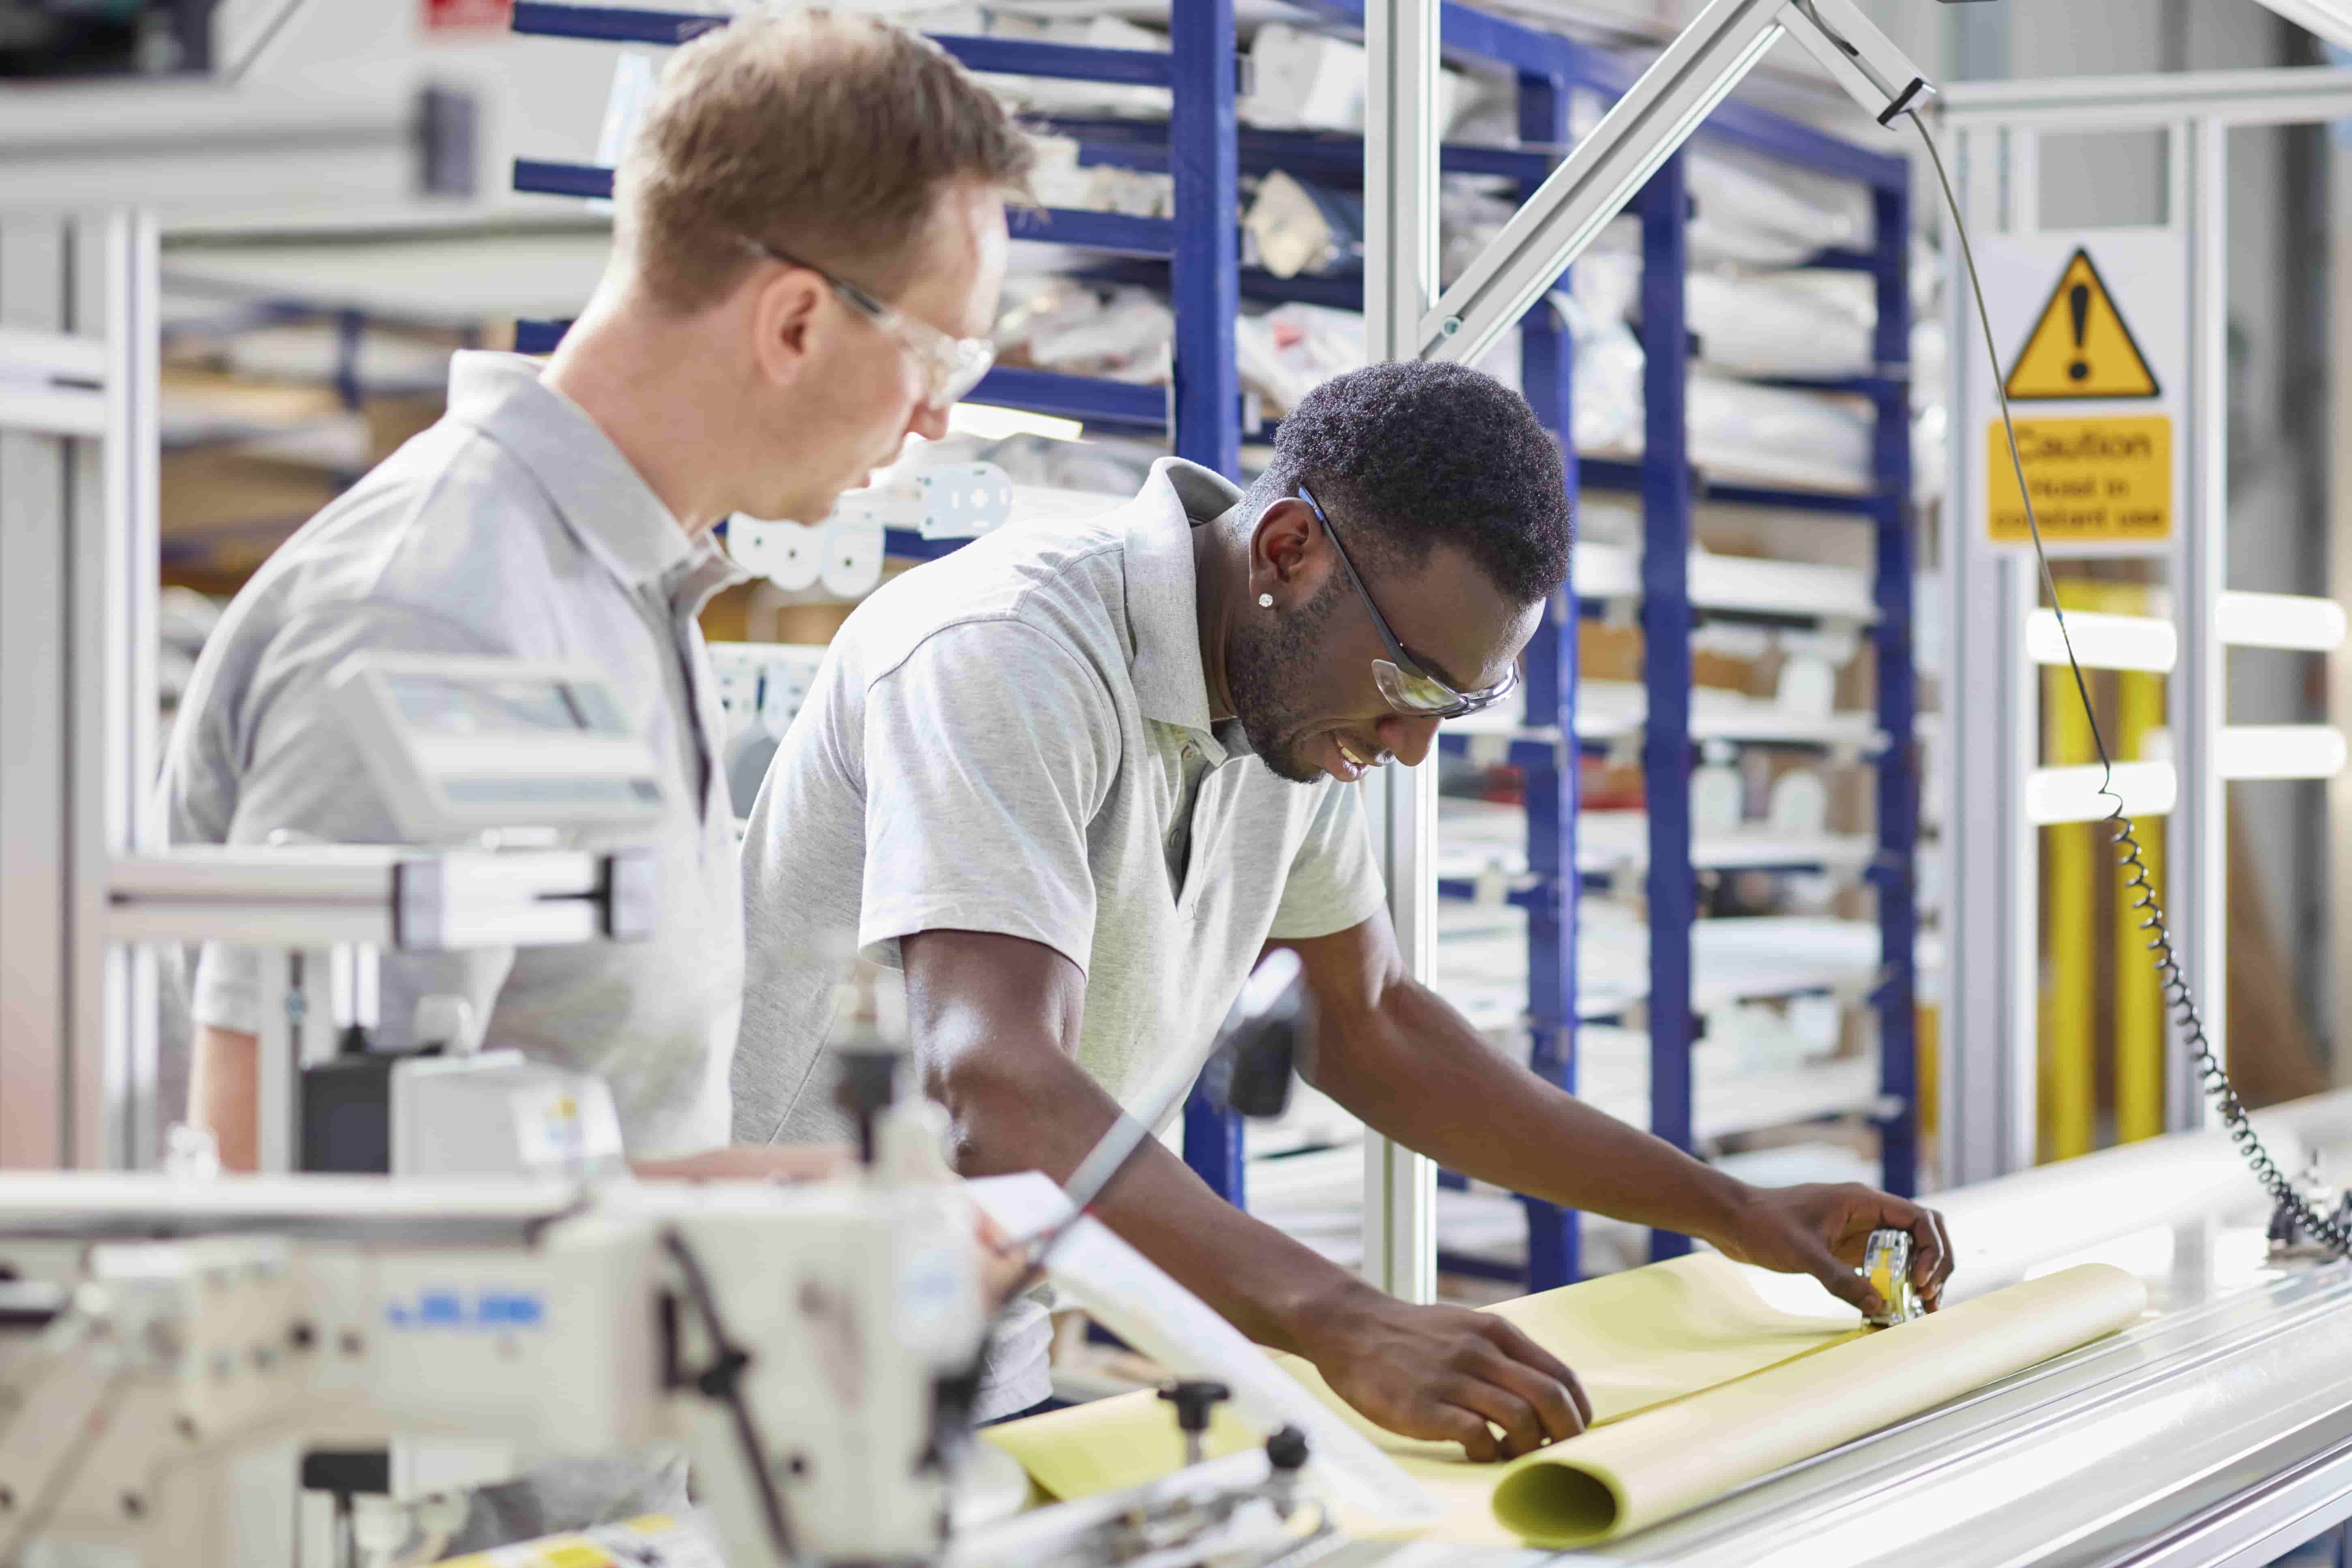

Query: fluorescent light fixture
2217 724 2349 781
2025 609 2176 673
2216 591 2348 653
948 403 1084 442
2024 761 2176 825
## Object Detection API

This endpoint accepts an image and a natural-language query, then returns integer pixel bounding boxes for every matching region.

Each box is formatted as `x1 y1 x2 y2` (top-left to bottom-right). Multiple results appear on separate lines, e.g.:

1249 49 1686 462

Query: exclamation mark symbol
2067 282 2091 382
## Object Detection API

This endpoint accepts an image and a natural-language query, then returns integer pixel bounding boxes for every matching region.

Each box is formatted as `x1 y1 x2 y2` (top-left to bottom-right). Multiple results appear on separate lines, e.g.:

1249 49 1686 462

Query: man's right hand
1293 1286 1593 1461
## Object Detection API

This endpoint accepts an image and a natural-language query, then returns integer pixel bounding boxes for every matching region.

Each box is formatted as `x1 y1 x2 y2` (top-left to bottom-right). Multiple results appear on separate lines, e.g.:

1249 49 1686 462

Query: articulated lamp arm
1416 0 1935 368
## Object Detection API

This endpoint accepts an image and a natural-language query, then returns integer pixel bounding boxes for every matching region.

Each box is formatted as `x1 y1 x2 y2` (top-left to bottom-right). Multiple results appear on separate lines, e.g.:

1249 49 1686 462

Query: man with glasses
736 359 1952 1447
159 12 1028 1547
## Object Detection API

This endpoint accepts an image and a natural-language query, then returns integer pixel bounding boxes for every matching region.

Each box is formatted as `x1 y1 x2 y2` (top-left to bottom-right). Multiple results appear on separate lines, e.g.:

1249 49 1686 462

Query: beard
1225 573 1346 784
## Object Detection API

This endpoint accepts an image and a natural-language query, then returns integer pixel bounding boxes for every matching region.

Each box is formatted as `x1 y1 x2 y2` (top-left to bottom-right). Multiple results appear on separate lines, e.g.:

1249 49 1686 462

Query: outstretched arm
1278 912 1952 1313
905 925 1594 1461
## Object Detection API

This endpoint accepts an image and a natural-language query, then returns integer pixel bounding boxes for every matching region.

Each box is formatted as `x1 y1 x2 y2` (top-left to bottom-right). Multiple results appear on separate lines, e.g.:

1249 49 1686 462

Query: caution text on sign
1986 415 2171 544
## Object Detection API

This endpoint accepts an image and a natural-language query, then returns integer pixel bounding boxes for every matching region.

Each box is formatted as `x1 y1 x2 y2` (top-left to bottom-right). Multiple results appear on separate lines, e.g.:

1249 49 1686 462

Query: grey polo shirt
733 456 1387 1415
160 350 749 1161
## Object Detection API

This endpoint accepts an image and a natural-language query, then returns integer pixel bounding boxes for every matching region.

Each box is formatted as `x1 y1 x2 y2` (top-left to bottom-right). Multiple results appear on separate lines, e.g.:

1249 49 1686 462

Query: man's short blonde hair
616 11 1034 313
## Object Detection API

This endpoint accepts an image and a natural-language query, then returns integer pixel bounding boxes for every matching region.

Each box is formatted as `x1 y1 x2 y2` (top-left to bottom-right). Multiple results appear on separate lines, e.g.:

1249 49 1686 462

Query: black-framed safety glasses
1296 485 1520 720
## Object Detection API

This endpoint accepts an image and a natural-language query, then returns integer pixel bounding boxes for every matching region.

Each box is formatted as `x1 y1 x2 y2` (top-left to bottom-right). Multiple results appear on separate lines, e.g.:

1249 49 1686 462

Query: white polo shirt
161 351 748 1160
732 457 1387 1415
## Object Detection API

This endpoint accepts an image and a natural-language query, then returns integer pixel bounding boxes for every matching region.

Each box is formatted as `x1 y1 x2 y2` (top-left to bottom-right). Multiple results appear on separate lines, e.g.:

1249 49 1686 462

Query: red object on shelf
425 0 512 32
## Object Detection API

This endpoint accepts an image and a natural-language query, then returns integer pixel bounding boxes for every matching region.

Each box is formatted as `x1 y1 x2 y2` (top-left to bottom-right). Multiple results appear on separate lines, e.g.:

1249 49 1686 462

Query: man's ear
1248 497 1321 606
746 264 827 388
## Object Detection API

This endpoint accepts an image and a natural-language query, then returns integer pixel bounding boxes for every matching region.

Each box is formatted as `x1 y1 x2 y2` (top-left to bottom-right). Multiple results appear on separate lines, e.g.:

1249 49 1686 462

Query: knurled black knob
832 1048 903 1121
1265 1425 1310 1473
1157 1380 1231 1436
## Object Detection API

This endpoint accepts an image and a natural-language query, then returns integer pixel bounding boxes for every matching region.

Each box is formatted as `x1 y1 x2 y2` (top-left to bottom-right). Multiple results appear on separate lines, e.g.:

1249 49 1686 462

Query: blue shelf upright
1869 181 1919 1200
1637 152 1698 1263
1510 66 1583 1290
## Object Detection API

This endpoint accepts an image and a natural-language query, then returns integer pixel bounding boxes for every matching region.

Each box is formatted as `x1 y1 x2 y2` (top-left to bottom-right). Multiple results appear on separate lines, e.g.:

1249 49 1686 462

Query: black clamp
1158 1379 1230 1468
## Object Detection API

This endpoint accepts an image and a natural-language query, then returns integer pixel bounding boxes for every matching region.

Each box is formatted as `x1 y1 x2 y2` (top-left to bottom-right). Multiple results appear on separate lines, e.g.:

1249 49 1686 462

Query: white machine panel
327 653 665 841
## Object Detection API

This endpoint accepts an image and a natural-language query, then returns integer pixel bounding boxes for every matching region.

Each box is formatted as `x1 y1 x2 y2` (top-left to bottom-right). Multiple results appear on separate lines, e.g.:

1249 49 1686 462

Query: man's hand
972 1209 1037 1306
1710 1183 1953 1315
1294 1285 1592 1462
629 1144 849 1183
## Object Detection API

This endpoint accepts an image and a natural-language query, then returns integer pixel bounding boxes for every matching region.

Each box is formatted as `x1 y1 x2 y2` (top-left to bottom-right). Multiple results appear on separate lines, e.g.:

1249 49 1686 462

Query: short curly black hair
1253 360 1570 605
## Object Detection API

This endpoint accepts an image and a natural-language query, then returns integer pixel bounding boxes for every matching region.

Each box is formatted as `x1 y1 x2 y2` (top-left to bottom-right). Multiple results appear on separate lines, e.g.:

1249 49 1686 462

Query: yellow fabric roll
984 1257 2145 1547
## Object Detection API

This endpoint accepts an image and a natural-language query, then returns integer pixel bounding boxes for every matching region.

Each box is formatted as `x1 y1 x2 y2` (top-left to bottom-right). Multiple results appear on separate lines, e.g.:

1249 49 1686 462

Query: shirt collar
1124 456 1246 737
443 350 745 603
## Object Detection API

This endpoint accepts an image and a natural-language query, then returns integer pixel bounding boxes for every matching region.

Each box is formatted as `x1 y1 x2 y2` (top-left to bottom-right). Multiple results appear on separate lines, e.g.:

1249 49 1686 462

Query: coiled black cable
1907 107 2348 1255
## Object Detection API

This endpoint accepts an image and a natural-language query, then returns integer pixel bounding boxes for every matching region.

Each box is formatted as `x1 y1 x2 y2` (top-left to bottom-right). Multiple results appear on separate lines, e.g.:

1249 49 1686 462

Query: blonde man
160 13 1030 1544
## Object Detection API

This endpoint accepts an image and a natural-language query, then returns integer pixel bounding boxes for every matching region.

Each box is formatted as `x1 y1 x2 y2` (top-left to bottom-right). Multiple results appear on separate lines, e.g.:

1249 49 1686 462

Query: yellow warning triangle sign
2004 248 2161 400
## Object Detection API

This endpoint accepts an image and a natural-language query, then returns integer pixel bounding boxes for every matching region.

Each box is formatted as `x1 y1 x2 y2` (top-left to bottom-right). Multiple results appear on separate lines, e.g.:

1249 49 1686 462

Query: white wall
197 0 635 233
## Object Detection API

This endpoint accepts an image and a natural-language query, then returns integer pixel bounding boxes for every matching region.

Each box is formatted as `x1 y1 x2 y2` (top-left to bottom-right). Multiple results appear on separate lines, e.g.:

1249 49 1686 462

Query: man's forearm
936 1047 1375 1351
631 1145 848 1182
190 1024 260 1173
1310 978 1749 1243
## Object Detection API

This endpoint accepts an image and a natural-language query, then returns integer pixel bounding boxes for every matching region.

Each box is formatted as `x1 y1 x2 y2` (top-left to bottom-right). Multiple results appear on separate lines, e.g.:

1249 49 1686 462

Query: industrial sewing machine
0 955 1347 1568
0 1092 980 1567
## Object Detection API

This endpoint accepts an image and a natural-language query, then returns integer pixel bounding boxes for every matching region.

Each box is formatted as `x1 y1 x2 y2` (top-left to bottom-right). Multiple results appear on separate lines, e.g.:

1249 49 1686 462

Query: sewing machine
0 961 1349 1568
0 1055 987 1568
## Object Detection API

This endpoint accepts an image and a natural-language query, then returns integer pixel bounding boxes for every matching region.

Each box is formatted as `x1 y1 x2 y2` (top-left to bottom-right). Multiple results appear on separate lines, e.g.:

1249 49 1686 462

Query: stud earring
1258 593 1274 608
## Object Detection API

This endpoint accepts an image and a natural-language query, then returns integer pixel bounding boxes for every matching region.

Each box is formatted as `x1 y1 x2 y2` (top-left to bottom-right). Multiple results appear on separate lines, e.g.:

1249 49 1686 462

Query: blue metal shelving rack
1181 3 1916 1283
505 0 1918 1285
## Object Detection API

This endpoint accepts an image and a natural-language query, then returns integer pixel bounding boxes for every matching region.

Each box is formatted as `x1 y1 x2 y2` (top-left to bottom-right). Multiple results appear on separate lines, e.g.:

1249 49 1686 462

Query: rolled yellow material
987 1259 2145 1547
985 1255 1856 1502
1488 1263 2145 1543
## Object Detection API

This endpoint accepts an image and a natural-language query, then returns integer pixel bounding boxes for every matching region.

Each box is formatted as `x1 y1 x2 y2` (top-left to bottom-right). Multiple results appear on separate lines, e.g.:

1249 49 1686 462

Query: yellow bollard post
2041 596 2097 1164
2110 584 2166 1144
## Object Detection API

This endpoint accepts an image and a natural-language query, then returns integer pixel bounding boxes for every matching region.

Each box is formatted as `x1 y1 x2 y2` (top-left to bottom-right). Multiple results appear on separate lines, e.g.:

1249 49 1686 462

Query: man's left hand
1710 1184 1953 1316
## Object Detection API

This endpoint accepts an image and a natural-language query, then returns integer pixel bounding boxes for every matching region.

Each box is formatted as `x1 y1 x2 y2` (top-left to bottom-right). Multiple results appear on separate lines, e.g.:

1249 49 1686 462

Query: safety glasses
742 238 996 412
1297 485 1520 720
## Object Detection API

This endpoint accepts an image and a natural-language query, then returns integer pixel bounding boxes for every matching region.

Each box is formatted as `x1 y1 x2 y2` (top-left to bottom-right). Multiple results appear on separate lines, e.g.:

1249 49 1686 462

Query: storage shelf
1437 799 1872 881
1046 115 1552 185
883 485 1131 562
967 367 1168 429
507 316 1174 433
514 159 1178 257
513 3 1179 88
1442 680 1884 751
1438 912 1895 1019
1574 541 1877 620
